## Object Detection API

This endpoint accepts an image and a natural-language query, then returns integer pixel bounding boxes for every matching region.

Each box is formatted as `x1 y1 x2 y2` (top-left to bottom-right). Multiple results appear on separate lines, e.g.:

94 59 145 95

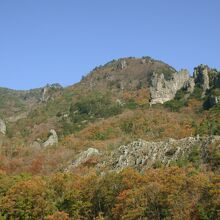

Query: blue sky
0 0 220 90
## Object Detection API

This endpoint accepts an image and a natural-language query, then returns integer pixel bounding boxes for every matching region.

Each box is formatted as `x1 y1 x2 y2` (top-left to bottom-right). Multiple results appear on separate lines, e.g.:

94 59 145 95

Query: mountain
0 56 219 173
0 56 220 220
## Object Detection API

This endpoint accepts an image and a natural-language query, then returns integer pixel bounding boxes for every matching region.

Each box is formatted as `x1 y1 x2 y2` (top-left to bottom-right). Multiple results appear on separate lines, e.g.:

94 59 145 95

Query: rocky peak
193 65 210 96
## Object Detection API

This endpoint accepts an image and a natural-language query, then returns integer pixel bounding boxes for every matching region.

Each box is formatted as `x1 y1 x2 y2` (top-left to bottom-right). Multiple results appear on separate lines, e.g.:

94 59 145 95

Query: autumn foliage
0 166 219 220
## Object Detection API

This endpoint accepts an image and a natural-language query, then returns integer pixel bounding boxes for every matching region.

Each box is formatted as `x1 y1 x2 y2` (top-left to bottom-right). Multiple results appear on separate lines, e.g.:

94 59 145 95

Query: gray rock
120 60 127 70
0 119 6 135
100 136 220 172
41 83 62 102
43 129 58 147
116 99 124 106
193 65 210 96
70 148 101 168
183 78 195 93
150 70 190 104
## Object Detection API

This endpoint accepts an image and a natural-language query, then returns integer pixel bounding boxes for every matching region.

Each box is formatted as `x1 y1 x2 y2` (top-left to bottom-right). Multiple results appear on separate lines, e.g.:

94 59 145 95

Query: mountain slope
0 56 219 175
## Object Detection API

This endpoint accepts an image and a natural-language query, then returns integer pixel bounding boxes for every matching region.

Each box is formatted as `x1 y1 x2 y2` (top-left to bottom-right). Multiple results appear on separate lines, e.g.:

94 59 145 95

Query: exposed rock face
0 119 6 135
119 59 127 70
193 65 210 96
183 78 195 93
150 70 191 104
41 83 62 102
101 136 220 172
69 148 100 169
43 129 58 147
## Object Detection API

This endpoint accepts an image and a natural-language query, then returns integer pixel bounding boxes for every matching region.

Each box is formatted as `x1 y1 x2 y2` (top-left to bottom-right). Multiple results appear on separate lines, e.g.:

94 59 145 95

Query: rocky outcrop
41 84 62 102
183 78 195 93
193 65 210 96
120 60 127 70
100 136 220 172
150 70 192 104
69 148 100 169
43 129 58 147
149 64 220 105
0 119 6 135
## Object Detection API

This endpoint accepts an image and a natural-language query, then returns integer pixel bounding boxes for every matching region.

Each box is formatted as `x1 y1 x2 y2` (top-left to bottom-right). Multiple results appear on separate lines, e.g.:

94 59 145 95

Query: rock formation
69 148 100 169
183 78 195 93
150 70 192 104
119 59 127 70
41 83 62 102
98 136 220 172
149 64 220 105
66 136 220 172
193 65 210 96
43 129 58 147
0 119 6 135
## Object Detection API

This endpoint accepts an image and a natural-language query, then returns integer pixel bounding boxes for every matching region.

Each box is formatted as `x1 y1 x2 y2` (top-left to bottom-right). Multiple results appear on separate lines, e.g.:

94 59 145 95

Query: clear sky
0 0 220 90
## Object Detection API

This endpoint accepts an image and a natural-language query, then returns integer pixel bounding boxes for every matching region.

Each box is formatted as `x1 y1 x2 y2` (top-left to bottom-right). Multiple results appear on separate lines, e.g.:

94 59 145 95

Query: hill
0 56 219 172
0 56 219 219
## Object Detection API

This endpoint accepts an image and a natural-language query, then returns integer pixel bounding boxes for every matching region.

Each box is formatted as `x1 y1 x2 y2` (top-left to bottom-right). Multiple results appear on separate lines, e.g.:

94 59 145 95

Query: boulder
43 129 58 147
0 119 6 135
70 148 100 168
